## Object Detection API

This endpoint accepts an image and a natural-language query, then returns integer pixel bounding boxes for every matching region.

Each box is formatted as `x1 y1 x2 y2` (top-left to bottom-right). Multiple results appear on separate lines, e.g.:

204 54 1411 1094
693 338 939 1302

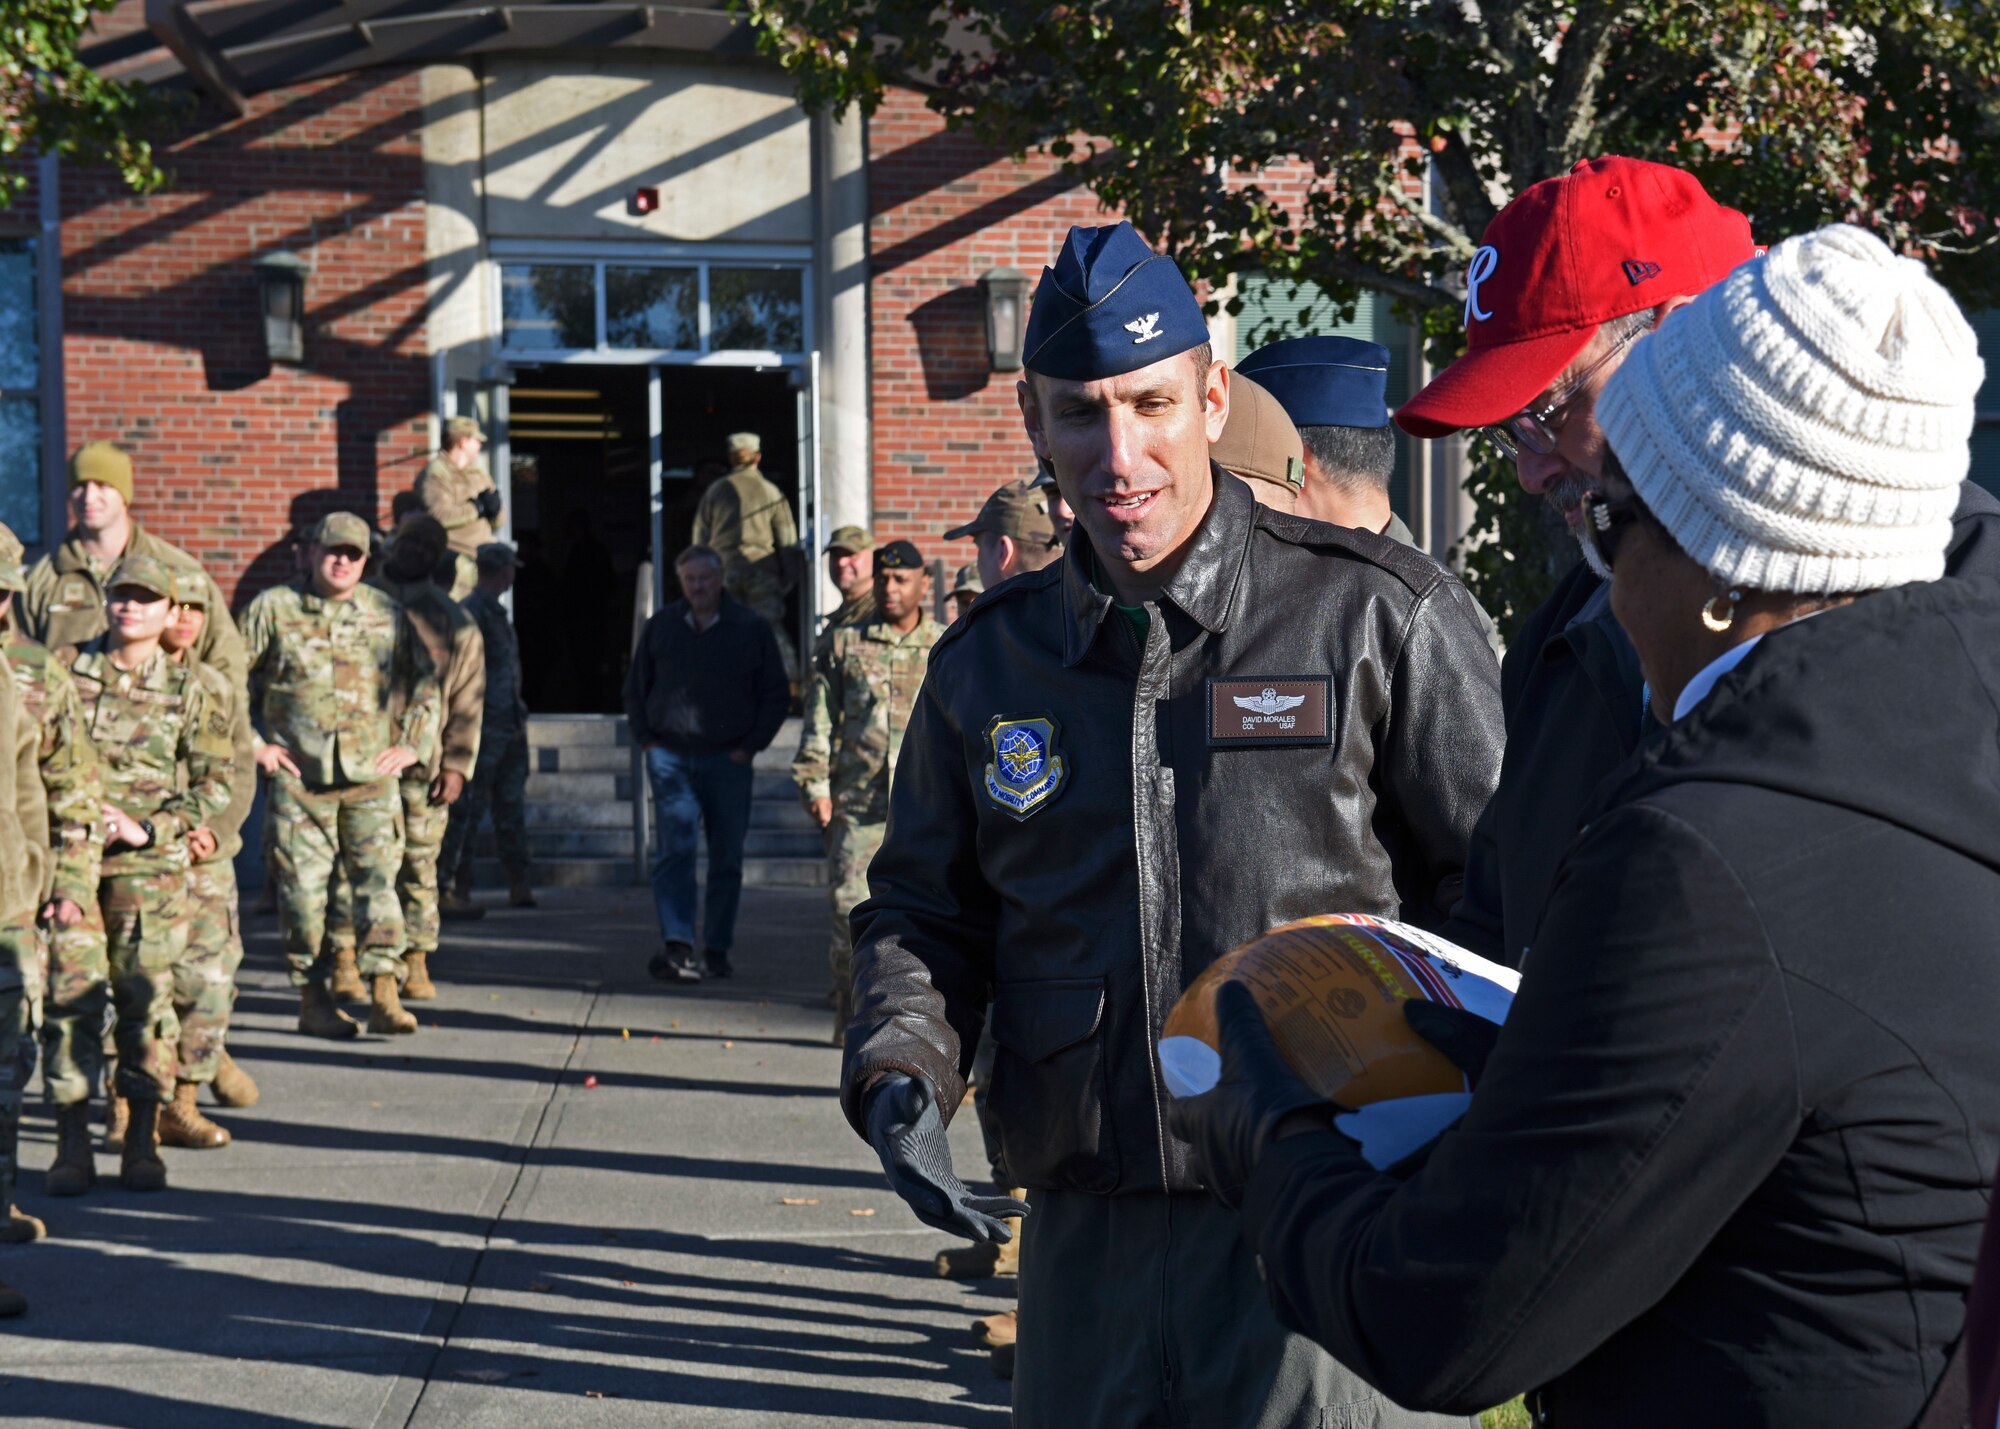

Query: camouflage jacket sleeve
192 661 257 847
237 589 275 753
193 572 250 696
158 677 239 841
791 635 842 804
8 660 44 923
39 658 105 907
417 459 482 532
394 611 443 758
441 617 486 778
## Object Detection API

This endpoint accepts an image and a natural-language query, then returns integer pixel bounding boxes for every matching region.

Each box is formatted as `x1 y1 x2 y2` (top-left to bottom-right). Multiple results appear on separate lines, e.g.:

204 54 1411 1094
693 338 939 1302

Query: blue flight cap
1022 222 1208 381
1235 336 1393 430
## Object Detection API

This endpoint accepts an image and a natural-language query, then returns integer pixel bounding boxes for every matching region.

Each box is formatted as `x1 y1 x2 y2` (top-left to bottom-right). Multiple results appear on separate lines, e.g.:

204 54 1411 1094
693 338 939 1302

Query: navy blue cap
1022 222 1208 381
1235 336 1392 430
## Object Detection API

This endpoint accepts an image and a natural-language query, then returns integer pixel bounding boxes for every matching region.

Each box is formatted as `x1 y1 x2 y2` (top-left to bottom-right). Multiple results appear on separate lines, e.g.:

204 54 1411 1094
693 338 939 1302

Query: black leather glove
473 488 502 522
1403 1001 1501 1089
864 1074 1030 1243
1166 982 1335 1210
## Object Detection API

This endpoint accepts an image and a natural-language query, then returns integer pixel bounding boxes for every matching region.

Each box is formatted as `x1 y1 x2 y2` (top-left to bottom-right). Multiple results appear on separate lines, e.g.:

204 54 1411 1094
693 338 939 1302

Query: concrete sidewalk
0 886 1012 1427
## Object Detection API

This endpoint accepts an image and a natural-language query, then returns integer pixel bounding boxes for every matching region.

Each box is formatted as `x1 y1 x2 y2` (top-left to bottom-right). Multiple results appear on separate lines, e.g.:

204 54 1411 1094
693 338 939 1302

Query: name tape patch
1207 676 1332 748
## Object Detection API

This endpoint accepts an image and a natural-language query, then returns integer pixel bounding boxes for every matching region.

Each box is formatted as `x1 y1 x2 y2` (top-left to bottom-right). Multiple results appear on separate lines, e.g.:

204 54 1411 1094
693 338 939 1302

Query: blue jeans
645 745 755 954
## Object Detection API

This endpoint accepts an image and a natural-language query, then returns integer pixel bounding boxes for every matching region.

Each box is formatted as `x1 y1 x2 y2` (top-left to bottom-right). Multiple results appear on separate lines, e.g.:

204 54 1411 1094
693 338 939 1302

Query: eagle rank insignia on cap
981 715 1068 820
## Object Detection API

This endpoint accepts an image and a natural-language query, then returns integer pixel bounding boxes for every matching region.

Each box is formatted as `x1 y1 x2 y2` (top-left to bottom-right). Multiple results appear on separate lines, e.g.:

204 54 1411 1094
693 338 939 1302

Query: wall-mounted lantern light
978 267 1031 373
253 251 310 365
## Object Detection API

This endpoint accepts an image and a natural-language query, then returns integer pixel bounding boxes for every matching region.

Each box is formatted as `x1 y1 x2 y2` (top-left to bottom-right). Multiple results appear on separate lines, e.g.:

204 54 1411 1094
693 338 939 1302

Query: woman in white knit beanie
1590 221 1983 721
1182 223 2000 1429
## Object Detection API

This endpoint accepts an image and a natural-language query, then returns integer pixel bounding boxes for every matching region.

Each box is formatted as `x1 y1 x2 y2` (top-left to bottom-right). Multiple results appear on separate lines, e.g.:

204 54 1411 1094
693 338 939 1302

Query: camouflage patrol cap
942 480 1057 546
823 525 873 555
312 511 373 552
951 563 983 598
445 415 485 443
875 539 925 571
0 521 25 594
727 431 761 456
107 551 179 601
475 541 519 569
167 565 211 608
1210 372 1305 495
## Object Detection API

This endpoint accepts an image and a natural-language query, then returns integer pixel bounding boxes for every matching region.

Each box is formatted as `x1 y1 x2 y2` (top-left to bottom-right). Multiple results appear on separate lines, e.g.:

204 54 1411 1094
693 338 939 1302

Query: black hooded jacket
1441 481 2000 968
1238 573 2000 1427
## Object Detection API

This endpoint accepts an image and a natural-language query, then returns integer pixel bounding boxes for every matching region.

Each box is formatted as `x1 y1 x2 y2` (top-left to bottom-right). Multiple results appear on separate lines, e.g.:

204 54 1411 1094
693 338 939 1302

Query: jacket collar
54 520 151 577
1059 463 1254 667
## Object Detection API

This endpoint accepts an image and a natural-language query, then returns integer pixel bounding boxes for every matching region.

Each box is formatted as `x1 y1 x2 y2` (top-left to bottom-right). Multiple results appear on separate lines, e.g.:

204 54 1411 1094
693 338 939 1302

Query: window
496 257 808 359
0 238 42 538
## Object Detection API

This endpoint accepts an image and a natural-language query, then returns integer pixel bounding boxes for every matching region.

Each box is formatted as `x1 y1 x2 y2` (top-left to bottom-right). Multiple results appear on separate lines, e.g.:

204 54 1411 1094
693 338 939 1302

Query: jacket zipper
1127 608 1173 1191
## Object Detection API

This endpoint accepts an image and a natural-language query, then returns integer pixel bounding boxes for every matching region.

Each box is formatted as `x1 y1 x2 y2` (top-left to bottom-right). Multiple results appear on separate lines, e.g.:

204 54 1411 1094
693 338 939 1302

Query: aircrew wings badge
982 715 1067 820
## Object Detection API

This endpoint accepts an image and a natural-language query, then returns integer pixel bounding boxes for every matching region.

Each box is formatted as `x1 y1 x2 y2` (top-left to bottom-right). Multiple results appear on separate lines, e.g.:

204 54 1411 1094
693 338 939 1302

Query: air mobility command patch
982 714 1067 819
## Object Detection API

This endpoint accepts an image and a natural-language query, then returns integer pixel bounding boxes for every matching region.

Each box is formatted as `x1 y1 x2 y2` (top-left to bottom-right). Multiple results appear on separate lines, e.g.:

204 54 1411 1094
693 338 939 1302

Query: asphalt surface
0 884 1013 1427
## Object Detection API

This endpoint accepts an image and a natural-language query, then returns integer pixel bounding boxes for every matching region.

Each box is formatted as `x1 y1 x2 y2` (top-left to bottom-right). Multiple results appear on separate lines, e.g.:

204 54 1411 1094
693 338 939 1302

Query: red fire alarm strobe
630 186 660 215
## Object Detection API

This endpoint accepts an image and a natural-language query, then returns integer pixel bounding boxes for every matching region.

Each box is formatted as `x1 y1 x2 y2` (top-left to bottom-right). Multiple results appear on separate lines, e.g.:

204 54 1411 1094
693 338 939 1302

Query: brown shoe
159 1081 231 1149
507 875 538 909
0 1275 25 1317
439 889 485 922
297 980 360 1040
368 973 418 1035
211 1049 260 1108
973 1308 1019 1348
46 1105 95 1197
120 1102 168 1191
1 1204 46 1244
402 951 437 1002
102 1094 129 1153
328 946 367 1002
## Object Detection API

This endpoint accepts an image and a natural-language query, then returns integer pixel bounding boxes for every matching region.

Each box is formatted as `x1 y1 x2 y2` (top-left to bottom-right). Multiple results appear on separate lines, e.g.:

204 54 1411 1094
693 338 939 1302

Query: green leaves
1 0 177 208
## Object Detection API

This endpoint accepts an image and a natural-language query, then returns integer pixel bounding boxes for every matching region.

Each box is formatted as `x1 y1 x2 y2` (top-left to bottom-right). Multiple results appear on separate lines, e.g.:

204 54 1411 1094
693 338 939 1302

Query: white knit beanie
1596 223 1983 594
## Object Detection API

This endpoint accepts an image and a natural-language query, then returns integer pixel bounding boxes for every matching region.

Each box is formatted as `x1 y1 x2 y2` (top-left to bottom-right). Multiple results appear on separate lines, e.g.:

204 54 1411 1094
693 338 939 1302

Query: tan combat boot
973 1307 1018 1348
508 874 537 909
159 1081 231 1149
45 1104 96 1197
119 1101 168 1191
211 1049 260 1108
1 1204 46 1244
297 980 360 1040
440 877 485 921
401 951 437 1001
328 946 367 1002
935 1194 1024 1279
368 974 418 1035
102 1094 129 1153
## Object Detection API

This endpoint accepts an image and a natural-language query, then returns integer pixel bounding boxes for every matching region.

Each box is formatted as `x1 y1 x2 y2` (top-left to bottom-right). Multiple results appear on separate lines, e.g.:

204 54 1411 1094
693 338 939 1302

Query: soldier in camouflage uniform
160 568 260 1135
814 526 876 663
442 542 532 910
240 512 438 1041
0 523 100 1309
791 540 942 1043
414 416 503 600
22 442 247 690
323 517 484 1002
65 553 237 1193
692 432 802 683
0 606 45 1314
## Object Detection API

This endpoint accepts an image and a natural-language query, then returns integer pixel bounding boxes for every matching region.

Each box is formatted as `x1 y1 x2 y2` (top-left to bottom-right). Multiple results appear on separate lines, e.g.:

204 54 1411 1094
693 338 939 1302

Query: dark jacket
1441 480 2000 968
1241 574 2000 1428
623 595 787 757
841 470 1504 1195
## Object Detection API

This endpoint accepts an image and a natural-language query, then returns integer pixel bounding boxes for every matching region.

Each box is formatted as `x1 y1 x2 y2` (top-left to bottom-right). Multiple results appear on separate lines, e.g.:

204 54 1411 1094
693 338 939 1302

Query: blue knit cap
1022 222 1208 380
1235 336 1392 429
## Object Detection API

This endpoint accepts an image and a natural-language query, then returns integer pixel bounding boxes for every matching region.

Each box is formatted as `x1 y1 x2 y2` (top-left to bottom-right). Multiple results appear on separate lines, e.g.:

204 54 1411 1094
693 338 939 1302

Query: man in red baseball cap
1406 156 1756 969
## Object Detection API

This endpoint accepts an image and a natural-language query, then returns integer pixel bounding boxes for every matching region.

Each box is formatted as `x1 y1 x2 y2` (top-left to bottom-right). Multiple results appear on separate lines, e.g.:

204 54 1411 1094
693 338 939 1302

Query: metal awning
90 0 756 111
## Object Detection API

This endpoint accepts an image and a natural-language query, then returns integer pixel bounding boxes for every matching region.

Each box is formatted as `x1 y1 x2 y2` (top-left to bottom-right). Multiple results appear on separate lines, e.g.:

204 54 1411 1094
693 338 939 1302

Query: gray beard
1543 471 1608 576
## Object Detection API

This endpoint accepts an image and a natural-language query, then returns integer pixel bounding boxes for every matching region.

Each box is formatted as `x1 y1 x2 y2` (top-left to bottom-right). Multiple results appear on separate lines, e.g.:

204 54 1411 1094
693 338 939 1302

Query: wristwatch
136 819 156 849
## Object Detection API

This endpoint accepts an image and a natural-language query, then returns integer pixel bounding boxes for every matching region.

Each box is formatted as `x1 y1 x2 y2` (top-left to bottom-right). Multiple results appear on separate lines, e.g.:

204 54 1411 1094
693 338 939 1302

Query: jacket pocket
988 978 1117 1193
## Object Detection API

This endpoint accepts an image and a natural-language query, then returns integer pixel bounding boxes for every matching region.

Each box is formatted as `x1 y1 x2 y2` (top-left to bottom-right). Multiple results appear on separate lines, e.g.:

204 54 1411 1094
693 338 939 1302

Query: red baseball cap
1396 156 1755 439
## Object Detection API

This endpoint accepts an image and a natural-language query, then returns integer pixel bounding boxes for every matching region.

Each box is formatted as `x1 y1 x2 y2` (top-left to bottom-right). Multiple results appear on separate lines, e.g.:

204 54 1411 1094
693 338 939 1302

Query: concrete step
533 744 629 773
526 771 631 802
469 855 827 889
526 801 637 830
528 715 627 749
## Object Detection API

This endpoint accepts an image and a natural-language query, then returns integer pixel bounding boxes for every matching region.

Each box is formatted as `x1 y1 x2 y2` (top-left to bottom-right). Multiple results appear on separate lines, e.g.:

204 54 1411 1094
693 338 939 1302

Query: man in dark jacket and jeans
625 544 787 982
841 221 1500 1428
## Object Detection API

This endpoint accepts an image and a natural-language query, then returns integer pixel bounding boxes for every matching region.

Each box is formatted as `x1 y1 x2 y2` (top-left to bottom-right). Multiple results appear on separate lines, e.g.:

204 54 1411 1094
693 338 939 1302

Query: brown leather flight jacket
840 471 1505 1196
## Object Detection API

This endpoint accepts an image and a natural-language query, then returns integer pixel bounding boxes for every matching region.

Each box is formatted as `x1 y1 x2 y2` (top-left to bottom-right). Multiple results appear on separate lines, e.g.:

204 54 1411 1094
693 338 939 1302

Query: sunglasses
1578 493 1642 574
1482 323 1645 458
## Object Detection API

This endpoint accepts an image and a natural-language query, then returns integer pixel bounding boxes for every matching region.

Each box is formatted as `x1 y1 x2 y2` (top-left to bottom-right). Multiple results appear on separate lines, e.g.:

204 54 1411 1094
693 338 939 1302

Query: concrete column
813 104 871 616
420 63 488 439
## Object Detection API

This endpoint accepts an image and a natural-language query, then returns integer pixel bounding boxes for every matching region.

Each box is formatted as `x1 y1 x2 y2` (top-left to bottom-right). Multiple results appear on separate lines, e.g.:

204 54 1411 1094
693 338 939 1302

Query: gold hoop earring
1700 590 1742 634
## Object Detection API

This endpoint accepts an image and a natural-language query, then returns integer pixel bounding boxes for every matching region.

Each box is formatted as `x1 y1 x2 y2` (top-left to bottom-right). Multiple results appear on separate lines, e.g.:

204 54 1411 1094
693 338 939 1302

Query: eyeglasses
1482 323 1645 458
1578 493 1641 574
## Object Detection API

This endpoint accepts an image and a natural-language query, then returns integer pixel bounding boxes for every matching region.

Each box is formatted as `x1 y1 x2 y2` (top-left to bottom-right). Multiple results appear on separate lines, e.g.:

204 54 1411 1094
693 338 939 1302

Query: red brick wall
62 71 431 607
865 89 1113 562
